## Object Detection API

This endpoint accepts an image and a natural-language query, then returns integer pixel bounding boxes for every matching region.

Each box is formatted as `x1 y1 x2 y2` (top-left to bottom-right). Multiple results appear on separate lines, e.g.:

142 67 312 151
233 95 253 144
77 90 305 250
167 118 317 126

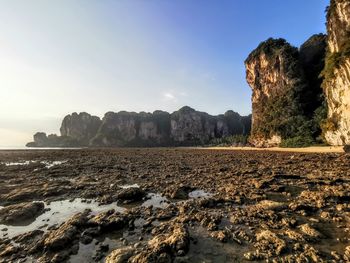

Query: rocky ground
0 148 349 262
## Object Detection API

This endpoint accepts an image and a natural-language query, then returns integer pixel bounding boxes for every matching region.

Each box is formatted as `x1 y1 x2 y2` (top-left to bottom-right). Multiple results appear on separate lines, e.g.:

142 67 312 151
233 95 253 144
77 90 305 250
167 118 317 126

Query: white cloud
163 92 177 102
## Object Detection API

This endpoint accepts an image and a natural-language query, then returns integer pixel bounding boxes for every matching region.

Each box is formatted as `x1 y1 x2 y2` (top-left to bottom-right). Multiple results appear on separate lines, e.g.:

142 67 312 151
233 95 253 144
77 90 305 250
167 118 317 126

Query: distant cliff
322 0 350 145
245 36 327 147
27 107 251 147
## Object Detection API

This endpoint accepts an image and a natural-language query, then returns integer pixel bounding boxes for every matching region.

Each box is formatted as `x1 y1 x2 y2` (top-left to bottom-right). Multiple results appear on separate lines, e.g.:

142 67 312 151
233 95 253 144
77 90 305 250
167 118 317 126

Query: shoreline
200 146 345 153
0 145 345 153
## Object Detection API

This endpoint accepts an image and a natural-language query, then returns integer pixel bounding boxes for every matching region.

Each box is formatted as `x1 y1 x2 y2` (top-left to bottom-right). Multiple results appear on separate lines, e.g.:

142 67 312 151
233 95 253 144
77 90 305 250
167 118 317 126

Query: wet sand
0 148 349 262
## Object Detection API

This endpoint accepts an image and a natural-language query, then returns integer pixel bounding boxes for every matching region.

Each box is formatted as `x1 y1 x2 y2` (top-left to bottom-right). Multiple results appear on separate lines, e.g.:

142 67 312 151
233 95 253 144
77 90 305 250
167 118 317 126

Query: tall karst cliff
322 0 350 145
245 37 326 147
60 112 102 145
27 107 251 147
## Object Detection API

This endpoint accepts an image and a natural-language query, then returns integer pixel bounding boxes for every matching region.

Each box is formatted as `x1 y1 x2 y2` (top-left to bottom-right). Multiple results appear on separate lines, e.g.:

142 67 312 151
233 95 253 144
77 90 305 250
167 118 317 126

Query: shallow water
188 190 213 199
3 160 66 168
142 193 169 209
41 160 67 168
120 184 140 189
69 236 122 263
186 225 250 262
0 199 125 239
4 161 33 166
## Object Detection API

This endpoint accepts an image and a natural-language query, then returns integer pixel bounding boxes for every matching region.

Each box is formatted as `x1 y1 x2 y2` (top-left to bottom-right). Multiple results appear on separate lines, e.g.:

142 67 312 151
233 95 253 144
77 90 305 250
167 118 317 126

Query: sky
0 0 329 147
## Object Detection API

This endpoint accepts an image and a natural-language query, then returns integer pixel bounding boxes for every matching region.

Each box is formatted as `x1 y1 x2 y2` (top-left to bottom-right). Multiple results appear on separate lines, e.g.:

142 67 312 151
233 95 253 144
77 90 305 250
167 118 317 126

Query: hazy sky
0 0 328 147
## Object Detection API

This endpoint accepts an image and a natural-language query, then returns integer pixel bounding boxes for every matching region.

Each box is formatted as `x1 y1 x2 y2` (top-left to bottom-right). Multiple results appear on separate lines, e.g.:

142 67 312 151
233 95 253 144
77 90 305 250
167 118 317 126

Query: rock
105 223 189 262
105 246 136 263
323 0 350 146
344 145 350 152
256 230 286 255
89 210 125 229
170 106 213 144
93 243 110 261
210 230 229 243
28 107 251 147
298 224 322 239
255 200 286 211
252 179 272 189
170 186 194 199
0 202 44 225
284 229 305 242
344 246 350 261
60 112 102 145
0 244 19 257
39 212 89 251
13 229 44 244
245 36 326 147
148 223 190 256
116 188 146 203
26 132 80 147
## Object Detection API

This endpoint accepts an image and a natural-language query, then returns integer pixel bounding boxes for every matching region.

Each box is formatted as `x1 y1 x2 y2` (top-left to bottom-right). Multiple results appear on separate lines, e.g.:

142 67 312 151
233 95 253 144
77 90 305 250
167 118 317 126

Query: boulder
116 188 146 203
0 202 44 225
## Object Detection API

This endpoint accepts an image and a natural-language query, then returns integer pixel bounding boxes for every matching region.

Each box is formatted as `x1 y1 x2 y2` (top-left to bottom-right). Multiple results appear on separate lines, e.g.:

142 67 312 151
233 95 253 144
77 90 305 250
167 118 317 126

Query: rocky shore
0 148 349 262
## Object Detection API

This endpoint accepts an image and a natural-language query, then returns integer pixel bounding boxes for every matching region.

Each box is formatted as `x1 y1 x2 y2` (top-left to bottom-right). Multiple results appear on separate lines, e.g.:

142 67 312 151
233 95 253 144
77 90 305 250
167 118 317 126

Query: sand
201 146 344 153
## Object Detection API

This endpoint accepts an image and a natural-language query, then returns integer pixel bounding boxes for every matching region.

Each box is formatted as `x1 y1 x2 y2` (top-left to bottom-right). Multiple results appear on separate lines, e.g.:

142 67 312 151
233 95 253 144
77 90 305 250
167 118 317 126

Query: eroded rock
0 202 44 225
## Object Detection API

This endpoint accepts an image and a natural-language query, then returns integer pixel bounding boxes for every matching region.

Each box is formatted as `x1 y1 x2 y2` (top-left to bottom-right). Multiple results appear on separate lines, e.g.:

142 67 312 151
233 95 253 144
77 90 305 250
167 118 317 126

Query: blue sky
0 0 329 146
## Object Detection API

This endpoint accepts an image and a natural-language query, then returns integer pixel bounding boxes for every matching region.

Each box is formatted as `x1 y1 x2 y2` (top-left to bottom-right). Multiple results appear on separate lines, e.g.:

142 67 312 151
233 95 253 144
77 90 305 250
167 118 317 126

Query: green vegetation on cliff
209 135 249 147
246 36 327 147
321 40 350 80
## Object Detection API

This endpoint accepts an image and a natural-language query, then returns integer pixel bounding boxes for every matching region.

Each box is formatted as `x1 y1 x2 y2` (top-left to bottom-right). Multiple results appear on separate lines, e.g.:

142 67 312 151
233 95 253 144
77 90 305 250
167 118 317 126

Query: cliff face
60 112 102 145
27 107 251 147
323 0 350 145
26 132 79 147
90 111 171 147
299 34 327 117
245 39 307 147
170 106 216 144
245 36 327 147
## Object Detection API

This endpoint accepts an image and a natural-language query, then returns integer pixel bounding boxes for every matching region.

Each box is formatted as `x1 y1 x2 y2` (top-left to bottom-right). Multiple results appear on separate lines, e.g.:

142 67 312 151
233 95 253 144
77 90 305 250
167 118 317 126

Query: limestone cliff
90 106 250 147
28 107 251 147
26 132 79 147
323 0 350 145
170 106 216 145
245 39 307 147
245 36 327 147
60 112 102 145
90 111 172 147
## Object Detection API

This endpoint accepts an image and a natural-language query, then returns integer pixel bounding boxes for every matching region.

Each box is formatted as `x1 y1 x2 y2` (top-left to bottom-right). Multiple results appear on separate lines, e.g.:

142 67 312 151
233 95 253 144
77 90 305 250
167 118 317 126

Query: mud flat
0 148 349 262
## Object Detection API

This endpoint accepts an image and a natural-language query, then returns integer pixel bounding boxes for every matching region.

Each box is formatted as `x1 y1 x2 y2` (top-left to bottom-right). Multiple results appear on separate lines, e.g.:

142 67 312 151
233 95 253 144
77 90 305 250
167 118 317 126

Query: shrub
280 136 314 148
209 135 249 147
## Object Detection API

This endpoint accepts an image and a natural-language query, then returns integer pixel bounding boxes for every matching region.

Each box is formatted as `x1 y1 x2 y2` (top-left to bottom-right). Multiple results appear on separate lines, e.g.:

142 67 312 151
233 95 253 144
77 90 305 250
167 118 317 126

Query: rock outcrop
60 112 102 145
90 110 172 147
245 36 327 147
26 132 79 147
27 107 251 147
0 202 44 225
322 0 350 145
